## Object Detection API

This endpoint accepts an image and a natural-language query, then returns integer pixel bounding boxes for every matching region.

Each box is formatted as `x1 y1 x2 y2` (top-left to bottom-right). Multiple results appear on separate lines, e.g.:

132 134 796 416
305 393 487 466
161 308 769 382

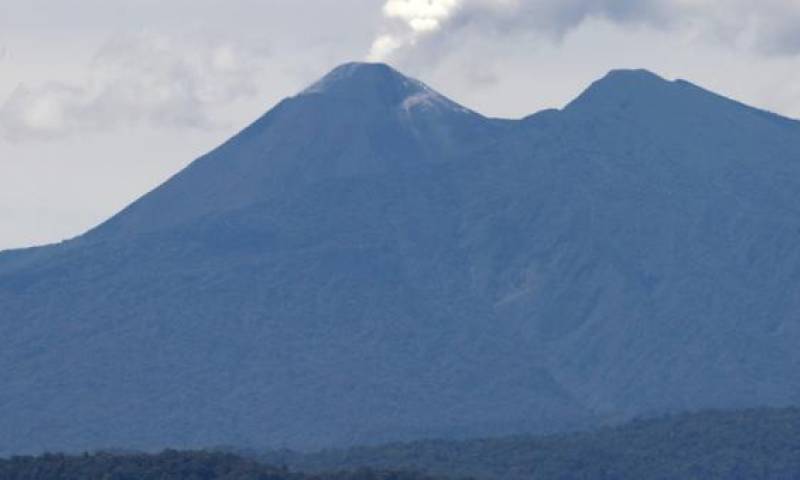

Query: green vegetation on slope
263 407 800 480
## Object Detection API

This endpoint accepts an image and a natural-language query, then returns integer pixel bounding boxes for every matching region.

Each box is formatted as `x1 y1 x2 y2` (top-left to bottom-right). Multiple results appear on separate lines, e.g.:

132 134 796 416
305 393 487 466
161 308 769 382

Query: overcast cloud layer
5 0 800 141
1 31 272 140
2 0 800 249
369 0 800 59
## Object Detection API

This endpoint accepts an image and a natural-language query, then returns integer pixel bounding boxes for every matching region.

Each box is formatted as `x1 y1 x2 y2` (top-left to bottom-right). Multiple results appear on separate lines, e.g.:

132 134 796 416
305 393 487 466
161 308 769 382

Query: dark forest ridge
4 407 799 480
264 407 800 480
0 450 446 480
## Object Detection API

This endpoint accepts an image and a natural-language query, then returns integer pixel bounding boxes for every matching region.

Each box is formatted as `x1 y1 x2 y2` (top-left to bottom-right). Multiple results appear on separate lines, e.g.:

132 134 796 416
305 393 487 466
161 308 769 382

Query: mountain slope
1 63 800 454
90 62 503 238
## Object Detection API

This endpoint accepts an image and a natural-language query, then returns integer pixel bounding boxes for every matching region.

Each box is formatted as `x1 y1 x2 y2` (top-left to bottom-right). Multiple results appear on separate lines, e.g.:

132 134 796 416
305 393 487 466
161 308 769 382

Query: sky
2 0 800 250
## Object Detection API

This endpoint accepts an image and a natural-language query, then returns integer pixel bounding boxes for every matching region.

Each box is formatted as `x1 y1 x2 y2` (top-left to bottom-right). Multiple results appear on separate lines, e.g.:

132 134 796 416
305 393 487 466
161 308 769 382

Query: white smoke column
368 0 463 61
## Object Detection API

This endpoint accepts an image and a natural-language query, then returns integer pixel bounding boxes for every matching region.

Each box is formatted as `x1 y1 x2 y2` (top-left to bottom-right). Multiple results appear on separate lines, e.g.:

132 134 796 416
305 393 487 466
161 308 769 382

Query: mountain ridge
1 62 800 454
76 62 503 242
3 63 795 252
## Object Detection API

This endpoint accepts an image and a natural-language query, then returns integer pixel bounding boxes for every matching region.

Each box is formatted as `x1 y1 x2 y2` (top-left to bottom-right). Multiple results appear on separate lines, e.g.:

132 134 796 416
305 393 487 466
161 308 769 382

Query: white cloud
370 0 800 63
1 84 84 139
368 0 463 61
368 35 407 62
0 31 270 141
680 0 800 55
384 0 460 30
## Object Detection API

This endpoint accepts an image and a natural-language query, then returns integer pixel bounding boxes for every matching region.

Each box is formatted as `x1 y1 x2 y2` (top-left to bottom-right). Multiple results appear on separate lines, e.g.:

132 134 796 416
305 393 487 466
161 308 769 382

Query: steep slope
0 63 584 454
1 63 800 454
515 70 800 413
90 62 503 238
437 69 800 417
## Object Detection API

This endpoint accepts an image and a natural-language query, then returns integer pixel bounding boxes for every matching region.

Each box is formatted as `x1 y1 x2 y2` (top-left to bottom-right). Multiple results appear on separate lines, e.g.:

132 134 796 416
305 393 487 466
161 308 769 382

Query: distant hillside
0 450 444 480
264 407 800 480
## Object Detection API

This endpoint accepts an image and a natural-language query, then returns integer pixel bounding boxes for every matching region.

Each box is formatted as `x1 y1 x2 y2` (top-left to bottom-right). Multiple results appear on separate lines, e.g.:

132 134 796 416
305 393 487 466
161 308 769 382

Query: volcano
2 63 800 454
